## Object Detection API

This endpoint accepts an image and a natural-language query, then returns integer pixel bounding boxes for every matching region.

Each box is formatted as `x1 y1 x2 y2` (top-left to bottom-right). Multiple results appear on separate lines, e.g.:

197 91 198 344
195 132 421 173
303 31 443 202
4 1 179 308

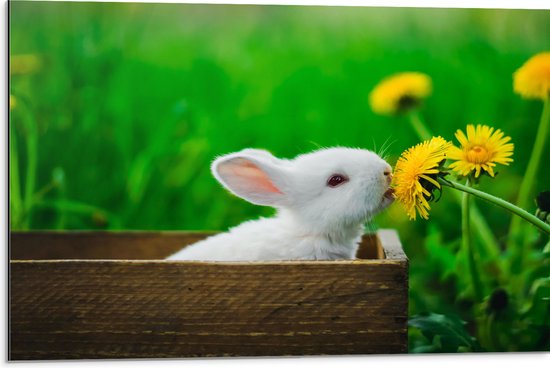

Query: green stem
407 112 501 259
408 110 432 141
22 107 38 228
9 118 23 229
507 98 550 249
442 180 550 235
469 203 501 259
54 169 68 230
32 181 58 202
462 178 484 302
513 97 550 214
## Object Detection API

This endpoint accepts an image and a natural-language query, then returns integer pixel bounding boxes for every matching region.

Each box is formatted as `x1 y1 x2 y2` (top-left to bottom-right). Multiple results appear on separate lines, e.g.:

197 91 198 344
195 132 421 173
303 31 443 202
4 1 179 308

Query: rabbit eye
327 174 349 188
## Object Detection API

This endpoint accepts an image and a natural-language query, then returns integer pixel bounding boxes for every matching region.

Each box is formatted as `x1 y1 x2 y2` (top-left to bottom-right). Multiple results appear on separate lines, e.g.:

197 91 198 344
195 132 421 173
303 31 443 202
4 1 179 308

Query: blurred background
9 1 550 352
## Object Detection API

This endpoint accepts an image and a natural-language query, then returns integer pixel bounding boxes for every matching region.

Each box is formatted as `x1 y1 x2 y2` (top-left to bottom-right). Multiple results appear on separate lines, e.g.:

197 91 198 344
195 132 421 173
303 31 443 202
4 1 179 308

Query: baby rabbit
166 147 394 261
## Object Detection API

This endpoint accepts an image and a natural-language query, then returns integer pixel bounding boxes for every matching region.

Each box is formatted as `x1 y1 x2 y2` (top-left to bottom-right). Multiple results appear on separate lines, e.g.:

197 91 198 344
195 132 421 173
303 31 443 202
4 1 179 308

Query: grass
9 1 550 352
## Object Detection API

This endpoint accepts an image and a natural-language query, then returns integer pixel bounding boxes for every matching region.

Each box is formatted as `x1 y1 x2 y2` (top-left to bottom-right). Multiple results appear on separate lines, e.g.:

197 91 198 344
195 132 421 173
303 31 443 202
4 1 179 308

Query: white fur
167 147 394 261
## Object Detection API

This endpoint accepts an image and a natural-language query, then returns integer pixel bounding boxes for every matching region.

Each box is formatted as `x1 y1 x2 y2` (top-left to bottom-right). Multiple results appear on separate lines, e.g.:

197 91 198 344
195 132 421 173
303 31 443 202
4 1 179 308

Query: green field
9 1 550 353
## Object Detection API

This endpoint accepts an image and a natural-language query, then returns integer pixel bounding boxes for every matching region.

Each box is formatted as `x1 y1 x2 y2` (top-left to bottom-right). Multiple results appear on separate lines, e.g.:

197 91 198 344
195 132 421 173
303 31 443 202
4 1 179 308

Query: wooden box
9 229 408 360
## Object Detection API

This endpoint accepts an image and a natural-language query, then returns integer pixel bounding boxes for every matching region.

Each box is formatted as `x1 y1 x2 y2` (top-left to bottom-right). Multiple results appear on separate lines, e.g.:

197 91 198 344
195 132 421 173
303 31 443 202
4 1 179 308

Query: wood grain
9 231 216 260
9 230 408 360
10 231 390 260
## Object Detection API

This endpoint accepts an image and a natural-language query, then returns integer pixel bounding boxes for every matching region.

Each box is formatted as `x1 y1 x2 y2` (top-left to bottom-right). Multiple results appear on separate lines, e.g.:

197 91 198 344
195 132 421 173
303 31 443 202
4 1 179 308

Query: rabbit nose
383 169 393 185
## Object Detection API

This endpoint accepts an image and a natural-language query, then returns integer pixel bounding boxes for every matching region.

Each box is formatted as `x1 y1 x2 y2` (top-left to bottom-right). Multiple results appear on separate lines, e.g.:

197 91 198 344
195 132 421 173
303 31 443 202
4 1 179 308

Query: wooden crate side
9 231 216 260
377 230 407 261
10 231 385 261
10 260 408 359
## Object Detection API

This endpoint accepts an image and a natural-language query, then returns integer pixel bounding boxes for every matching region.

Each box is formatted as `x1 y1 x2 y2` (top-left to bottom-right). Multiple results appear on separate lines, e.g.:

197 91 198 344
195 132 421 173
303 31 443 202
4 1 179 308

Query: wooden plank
10 231 390 261
9 231 216 260
9 229 408 359
10 259 408 359
377 229 407 260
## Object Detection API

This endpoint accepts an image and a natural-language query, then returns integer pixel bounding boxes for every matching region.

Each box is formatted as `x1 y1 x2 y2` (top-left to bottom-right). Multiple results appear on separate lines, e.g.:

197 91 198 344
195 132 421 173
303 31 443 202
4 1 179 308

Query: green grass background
9 1 550 352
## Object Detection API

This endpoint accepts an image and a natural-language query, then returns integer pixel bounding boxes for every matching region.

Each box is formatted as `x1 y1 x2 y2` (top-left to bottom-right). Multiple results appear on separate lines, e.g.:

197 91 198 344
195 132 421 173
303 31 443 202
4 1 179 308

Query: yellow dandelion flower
10 95 17 110
369 72 432 116
448 125 514 178
513 52 550 100
393 136 452 220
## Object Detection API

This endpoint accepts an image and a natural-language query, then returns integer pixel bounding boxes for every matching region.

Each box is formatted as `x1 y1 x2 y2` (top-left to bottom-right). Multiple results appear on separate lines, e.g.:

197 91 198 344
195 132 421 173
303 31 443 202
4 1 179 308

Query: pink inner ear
221 159 282 194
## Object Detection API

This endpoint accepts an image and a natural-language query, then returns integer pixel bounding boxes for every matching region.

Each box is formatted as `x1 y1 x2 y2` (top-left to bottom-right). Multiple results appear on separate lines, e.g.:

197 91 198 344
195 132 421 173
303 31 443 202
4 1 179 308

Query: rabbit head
212 147 394 233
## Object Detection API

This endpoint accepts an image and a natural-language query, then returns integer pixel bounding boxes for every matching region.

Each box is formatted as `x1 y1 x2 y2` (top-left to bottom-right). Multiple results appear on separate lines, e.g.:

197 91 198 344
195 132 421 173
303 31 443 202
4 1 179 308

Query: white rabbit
166 147 394 261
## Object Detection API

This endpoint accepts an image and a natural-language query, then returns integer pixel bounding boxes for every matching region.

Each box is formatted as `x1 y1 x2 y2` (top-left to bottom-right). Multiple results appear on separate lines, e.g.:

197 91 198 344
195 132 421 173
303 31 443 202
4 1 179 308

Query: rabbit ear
212 150 290 207
238 149 279 162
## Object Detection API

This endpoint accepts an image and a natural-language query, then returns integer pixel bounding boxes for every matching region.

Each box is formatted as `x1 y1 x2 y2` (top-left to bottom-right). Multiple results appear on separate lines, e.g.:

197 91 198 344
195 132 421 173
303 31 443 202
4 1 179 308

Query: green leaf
126 154 154 204
33 199 121 229
424 224 457 281
162 139 209 188
522 277 550 326
410 344 439 353
409 313 483 353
